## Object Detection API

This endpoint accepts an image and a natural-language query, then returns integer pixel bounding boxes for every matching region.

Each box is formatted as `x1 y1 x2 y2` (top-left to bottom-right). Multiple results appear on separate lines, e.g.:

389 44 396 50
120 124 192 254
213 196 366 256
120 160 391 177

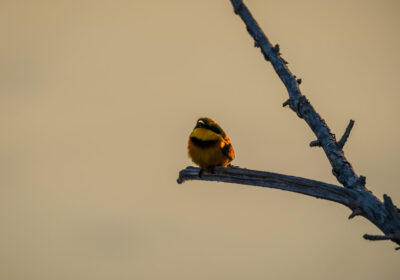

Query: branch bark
231 0 361 190
178 166 400 247
177 0 400 249
178 166 355 206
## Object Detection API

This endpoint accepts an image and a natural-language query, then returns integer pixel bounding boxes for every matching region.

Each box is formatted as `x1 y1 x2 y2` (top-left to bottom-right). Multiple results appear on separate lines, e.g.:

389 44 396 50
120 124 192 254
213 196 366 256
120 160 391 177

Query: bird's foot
198 167 216 178
198 168 204 178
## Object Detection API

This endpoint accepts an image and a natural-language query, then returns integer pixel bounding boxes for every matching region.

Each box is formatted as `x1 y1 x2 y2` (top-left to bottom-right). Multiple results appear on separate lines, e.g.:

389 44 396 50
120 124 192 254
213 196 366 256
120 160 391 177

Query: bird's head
194 117 226 137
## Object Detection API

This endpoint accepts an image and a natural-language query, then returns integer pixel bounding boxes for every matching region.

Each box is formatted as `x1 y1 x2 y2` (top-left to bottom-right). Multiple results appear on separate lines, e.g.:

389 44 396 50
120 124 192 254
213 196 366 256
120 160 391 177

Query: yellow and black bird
188 117 235 171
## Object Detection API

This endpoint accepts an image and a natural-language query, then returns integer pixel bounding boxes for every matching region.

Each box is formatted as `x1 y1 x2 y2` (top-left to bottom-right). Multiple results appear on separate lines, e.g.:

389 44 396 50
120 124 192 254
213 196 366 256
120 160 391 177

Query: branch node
254 41 260 48
337 120 355 149
309 140 321 147
297 78 302 84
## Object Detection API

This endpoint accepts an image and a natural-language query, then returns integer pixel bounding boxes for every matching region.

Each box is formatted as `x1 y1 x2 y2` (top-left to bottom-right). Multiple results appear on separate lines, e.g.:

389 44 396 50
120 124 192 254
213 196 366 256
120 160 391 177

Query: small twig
309 140 321 147
337 120 355 148
282 99 291 107
363 233 400 241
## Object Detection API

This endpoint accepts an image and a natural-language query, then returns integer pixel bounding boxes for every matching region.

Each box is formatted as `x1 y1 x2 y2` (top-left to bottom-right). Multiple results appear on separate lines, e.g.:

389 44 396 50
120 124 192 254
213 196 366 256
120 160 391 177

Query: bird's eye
195 119 205 129
196 120 205 126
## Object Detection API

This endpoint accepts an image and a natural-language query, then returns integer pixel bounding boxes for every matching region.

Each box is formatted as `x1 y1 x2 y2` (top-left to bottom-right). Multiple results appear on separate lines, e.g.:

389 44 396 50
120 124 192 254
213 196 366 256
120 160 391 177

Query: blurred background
1 0 399 279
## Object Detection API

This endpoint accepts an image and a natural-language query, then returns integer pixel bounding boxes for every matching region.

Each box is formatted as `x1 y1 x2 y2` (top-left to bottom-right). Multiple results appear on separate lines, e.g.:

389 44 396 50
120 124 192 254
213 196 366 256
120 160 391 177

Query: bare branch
227 0 400 248
178 166 400 247
229 0 364 190
177 0 400 250
178 166 354 205
338 120 355 148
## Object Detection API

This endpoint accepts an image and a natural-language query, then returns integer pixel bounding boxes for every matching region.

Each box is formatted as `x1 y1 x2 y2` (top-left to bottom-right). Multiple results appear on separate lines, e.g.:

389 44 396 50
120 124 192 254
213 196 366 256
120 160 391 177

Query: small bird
188 117 235 172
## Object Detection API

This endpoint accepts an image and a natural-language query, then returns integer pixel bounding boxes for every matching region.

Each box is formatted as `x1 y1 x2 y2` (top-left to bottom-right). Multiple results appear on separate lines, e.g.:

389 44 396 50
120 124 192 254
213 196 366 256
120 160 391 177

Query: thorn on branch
282 97 300 115
358 175 366 187
282 99 291 107
254 41 260 48
337 120 355 149
348 208 362 219
297 78 302 84
309 140 321 147
273 44 280 54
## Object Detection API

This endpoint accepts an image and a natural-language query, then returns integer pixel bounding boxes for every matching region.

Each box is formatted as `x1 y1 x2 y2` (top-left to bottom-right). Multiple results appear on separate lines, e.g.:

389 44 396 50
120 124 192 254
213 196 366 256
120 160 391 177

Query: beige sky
1 0 399 279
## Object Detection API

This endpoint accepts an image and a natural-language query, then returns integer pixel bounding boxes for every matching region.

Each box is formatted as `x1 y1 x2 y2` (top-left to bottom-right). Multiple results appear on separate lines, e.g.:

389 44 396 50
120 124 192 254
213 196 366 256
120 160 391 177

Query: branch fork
178 0 400 249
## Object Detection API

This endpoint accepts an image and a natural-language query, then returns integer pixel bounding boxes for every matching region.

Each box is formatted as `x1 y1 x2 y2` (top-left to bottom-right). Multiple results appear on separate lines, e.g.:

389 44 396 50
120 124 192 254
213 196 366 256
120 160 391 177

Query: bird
188 117 235 173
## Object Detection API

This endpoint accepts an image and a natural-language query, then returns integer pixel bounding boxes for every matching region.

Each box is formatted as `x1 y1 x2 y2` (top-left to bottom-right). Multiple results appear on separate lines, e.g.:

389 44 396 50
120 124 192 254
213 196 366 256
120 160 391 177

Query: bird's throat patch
190 127 220 141
190 137 219 147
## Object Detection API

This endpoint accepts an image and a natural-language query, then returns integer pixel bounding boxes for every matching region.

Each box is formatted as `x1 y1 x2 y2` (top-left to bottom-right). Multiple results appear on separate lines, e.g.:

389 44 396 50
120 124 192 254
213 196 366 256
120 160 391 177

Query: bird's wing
221 137 235 161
